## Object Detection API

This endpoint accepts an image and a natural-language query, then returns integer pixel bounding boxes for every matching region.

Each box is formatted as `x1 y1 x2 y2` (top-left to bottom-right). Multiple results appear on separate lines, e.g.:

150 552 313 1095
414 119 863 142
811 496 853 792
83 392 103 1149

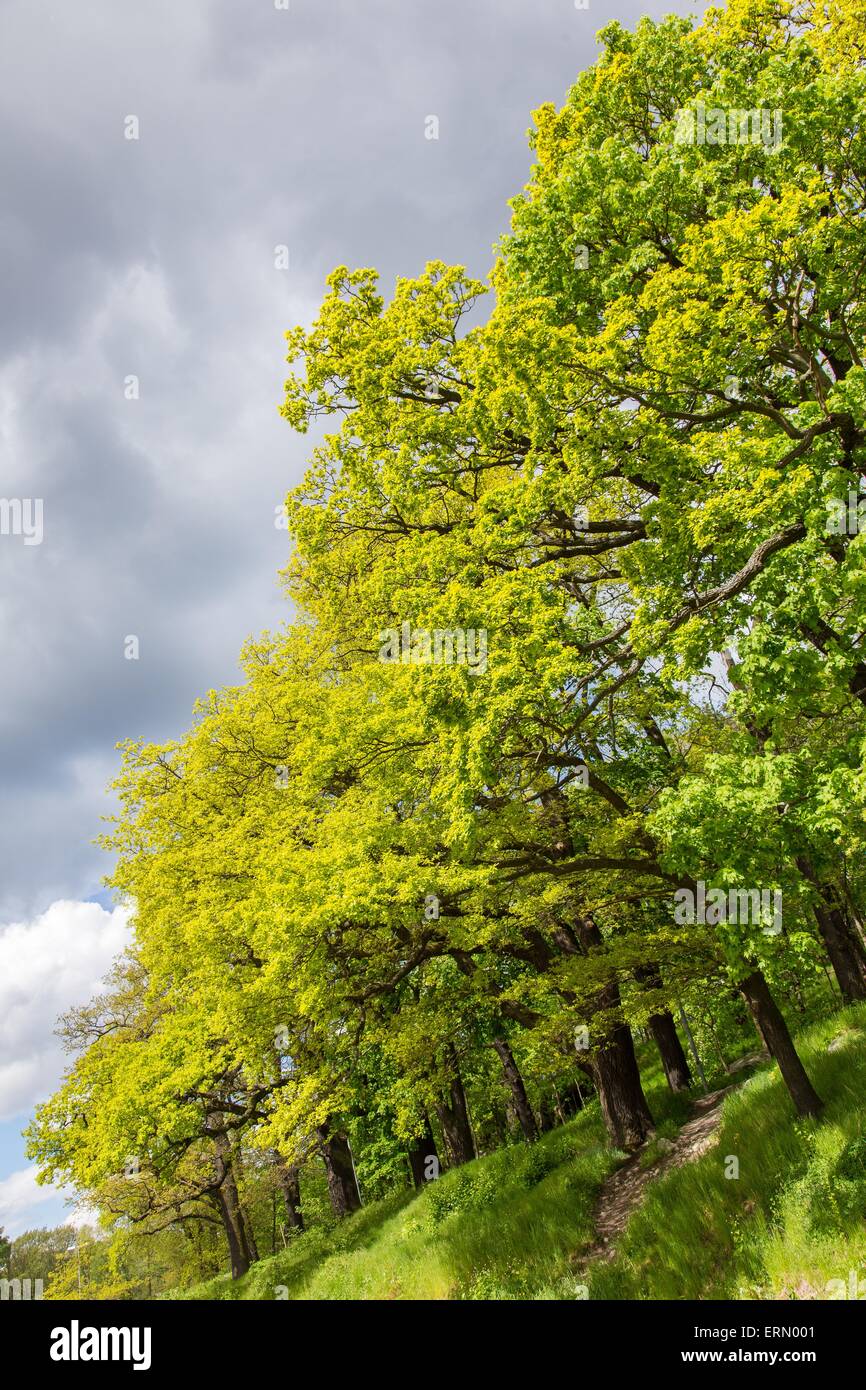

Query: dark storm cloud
0 0 678 923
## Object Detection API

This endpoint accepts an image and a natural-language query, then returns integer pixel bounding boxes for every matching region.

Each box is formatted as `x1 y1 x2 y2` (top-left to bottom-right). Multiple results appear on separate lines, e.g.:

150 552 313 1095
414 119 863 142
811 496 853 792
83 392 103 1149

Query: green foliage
22 0 866 1296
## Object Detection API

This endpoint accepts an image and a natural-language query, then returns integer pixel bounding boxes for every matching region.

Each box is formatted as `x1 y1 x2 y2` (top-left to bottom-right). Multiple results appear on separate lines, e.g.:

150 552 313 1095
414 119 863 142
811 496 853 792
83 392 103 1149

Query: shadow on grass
587 1004 866 1300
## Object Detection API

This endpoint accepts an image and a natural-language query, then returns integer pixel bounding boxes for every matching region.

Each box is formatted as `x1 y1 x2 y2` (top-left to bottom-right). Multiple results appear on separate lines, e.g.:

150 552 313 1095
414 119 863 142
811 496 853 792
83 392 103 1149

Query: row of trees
27 0 866 1284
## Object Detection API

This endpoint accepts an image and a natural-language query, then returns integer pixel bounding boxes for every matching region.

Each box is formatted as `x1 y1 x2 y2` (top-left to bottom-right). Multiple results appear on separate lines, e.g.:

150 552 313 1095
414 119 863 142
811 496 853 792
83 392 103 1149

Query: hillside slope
171 1007 866 1301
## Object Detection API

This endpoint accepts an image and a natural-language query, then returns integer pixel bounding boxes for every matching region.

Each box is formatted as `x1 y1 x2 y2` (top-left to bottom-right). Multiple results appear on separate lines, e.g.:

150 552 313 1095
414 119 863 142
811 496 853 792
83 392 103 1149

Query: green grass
171 1052 690 1301
587 1005 866 1300
172 1111 616 1300
173 1011 866 1300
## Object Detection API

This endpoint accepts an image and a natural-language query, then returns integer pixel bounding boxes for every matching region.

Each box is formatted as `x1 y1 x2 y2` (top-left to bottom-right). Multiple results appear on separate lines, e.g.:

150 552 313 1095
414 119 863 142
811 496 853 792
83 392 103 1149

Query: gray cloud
0 0 679 923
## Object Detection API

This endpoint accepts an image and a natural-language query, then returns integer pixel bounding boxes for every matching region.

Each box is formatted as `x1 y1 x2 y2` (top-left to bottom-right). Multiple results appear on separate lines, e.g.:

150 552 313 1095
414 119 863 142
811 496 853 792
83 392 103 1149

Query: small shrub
520 1144 558 1188
837 1135 866 1182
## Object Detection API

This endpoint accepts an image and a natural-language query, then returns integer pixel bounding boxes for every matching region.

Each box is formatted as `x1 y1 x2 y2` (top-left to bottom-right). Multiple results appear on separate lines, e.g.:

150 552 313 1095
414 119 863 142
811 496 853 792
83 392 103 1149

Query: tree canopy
26 0 866 1286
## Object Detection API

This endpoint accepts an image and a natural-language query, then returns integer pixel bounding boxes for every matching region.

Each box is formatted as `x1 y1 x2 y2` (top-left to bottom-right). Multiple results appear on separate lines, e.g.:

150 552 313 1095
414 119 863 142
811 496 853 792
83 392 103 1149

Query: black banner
4 1296 858 1376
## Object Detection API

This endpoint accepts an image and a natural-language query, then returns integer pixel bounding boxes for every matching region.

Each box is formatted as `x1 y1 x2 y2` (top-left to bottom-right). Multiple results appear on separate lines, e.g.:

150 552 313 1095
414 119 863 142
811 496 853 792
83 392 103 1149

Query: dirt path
573 1052 767 1274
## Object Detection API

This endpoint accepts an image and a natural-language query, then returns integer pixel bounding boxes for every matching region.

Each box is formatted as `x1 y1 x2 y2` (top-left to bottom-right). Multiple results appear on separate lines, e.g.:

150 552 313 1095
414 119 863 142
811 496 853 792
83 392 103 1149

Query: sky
0 0 689 1239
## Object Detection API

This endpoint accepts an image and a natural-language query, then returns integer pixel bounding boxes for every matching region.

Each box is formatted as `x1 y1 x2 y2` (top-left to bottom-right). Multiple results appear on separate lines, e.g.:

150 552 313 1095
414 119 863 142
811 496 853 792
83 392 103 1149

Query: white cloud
0 900 131 1122
0 1165 73 1237
0 1163 96 1239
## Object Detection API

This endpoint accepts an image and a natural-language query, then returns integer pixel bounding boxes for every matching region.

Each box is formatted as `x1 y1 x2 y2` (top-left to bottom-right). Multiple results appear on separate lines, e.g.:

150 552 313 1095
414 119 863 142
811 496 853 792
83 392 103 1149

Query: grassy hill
171 1005 866 1301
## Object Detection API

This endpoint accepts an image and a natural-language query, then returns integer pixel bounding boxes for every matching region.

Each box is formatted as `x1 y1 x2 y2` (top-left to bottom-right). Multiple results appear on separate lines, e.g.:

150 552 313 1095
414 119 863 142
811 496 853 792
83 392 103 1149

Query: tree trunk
407 1114 440 1187
211 1131 253 1279
480 1102 509 1151
537 1093 558 1133
230 1155 258 1265
317 1124 362 1217
636 965 692 1091
533 789 654 1148
815 901 866 1002
212 1186 249 1281
574 916 655 1149
738 968 823 1117
560 1080 586 1117
492 1037 538 1142
241 1206 259 1264
434 1047 476 1165
648 1010 692 1091
276 1159 304 1231
797 857 866 1002
594 1022 656 1149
